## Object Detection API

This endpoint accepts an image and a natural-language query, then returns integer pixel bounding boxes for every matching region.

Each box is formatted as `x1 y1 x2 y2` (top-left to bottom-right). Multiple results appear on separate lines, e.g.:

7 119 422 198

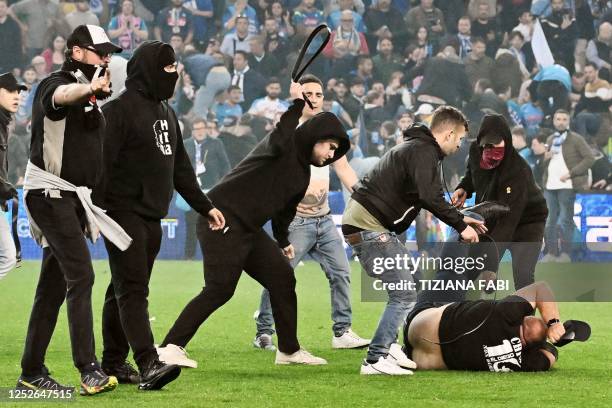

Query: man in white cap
17 25 125 396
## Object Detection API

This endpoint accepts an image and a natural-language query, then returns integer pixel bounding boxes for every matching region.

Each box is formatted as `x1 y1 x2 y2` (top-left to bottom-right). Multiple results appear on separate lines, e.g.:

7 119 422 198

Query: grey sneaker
253 334 277 351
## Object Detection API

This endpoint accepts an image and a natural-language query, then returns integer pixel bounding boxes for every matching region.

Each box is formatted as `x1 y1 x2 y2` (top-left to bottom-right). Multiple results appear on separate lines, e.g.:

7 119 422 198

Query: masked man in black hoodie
157 82 351 367
342 106 486 376
99 41 225 390
451 114 548 290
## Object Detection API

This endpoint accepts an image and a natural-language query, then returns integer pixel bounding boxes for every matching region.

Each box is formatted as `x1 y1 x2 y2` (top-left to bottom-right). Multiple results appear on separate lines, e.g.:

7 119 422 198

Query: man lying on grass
401 281 590 373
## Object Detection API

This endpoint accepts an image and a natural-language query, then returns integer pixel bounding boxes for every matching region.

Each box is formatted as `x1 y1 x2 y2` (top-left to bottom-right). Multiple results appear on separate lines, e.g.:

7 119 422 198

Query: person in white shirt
248 78 288 120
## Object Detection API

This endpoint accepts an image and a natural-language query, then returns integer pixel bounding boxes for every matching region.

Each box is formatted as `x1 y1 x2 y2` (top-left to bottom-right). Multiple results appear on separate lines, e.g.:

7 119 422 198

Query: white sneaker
275 349 327 365
541 254 557 262
156 344 198 368
557 253 571 262
360 357 414 375
332 329 371 349
253 334 277 351
387 343 417 369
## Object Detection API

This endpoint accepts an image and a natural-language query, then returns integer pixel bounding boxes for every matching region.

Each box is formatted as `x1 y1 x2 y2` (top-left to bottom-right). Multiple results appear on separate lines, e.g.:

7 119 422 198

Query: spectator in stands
589 145 611 190
65 0 100 31
574 0 596 73
518 80 544 139
155 0 193 44
327 0 365 33
183 49 231 118
108 0 149 58
363 0 407 51
0 0 23 72
470 1 499 58
265 1 294 38
30 56 47 82
9 0 62 58
214 85 243 125
350 55 373 89
541 0 578 74
405 0 446 50
292 0 324 37
508 30 535 74
323 10 369 61
341 77 364 123
573 62 611 141
464 37 493 88
220 15 252 57
262 17 289 61
530 131 550 188
446 15 473 59
248 35 280 75
512 9 534 42
531 64 572 122
491 49 524 98
415 46 472 108
218 113 258 167
512 126 535 167
372 38 402 85
170 33 186 59
322 90 353 127
230 50 266 110
223 0 259 35
183 0 213 49
542 110 595 262
248 77 288 120
586 21 611 70
183 117 231 259
41 34 66 74
412 26 435 58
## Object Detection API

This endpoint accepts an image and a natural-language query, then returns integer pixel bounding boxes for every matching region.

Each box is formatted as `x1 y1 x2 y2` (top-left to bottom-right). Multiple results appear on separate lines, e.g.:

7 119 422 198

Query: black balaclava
126 41 179 101
155 45 179 101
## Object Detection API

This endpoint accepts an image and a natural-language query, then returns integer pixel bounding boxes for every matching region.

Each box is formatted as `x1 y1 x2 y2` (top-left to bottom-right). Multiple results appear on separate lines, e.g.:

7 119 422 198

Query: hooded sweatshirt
100 41 213 219
208 101 350 248
456 114 548 242
351 123 468 235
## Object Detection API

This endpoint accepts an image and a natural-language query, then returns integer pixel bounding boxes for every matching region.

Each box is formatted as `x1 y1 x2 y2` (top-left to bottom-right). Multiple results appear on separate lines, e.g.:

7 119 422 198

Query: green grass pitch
0 260 610 407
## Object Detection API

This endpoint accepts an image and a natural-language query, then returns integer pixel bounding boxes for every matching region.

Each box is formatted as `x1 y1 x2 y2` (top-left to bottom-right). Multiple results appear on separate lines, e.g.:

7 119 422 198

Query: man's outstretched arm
514 281 566 343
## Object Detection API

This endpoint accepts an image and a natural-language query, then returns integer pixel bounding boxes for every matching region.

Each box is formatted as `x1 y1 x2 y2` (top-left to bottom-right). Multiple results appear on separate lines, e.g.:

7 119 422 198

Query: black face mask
154 70 179 101
63 58 112 100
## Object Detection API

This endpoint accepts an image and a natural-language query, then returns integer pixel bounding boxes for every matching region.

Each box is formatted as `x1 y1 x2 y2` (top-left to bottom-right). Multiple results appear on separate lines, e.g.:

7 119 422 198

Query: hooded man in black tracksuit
342 106 486 375
452 114 548 290
158 82 350 366
99 41 225 390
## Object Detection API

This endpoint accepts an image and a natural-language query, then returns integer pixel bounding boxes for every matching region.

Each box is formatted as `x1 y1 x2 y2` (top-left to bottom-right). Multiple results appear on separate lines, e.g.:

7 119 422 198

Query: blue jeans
350 231 416 361
256 215 352 337
544 189 576 256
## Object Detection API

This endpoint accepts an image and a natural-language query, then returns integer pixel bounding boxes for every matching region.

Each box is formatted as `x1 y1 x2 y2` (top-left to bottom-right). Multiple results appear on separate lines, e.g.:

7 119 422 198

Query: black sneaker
80 362 118 396
102 360 140 384
16 373 74 392
138 359 181 391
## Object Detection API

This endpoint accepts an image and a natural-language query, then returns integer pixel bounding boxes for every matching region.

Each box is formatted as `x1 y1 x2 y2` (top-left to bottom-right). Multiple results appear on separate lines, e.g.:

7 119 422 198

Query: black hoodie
100 41 213 219
456 114 548 243
208 101 350 248
351 123 467 234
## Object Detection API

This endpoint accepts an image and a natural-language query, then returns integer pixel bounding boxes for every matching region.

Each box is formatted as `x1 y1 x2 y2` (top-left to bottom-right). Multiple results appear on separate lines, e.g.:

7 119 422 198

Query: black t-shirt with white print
439 295 536 372
30 71 105 188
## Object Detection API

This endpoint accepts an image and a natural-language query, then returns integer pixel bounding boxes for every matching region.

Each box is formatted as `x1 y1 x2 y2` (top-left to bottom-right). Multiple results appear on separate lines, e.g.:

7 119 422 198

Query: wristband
547 318 560 327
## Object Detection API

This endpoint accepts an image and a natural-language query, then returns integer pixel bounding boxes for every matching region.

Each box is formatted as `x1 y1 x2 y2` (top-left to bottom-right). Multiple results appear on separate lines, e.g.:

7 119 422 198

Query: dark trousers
21 192 96 376
162 216 300 354
101 212 161 372
184 209 198 259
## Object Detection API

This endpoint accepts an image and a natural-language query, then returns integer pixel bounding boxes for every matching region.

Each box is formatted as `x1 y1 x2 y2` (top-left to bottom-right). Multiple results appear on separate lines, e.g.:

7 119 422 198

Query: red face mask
480 146 505 169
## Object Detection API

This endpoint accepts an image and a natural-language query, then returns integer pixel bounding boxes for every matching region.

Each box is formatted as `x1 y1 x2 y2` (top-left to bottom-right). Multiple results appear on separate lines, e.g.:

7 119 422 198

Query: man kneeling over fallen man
402 281 587 372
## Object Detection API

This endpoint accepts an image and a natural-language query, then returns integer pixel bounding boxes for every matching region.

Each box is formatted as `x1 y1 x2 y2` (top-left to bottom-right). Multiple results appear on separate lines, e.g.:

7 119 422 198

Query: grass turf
0 260 610 407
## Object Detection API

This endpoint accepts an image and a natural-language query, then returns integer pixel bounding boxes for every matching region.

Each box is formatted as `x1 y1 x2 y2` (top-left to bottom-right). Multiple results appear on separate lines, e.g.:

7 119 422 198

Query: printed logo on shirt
153 120 173 156
483 337 523 372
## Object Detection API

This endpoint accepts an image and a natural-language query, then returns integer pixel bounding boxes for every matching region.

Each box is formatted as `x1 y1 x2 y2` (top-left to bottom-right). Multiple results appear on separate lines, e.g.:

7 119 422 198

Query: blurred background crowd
0 0 610 256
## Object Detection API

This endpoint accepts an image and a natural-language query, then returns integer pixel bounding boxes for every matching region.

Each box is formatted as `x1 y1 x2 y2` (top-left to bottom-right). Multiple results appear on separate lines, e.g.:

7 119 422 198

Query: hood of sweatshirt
475 114 514 165
295 111 350 167
402 123 444 159
125 41 178 101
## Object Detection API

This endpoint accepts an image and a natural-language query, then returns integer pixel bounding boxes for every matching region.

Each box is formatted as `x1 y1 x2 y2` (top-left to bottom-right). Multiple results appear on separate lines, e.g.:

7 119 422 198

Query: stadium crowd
0 0 610 259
